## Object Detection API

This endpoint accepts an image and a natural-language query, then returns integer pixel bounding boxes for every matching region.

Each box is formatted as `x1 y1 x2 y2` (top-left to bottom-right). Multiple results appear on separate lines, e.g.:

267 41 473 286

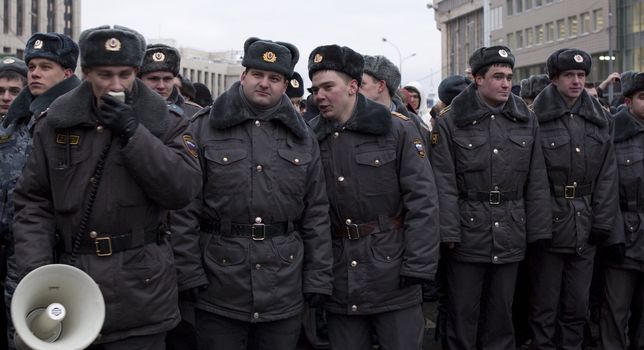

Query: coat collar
309 93 391 141
3 75 81 127
449 83 530 127
614 108 644 142
533 84 608 127
46 78 169 137
208 81 308 139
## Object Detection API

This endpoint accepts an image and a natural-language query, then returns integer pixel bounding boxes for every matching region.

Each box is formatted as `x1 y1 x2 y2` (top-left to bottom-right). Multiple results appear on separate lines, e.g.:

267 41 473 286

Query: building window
525 0 532 11
581 12 590 34
47 0 56 32
535 0 542 6
630 3 644 34
557 19 566 39
31 0 39 33
526 27 534 46
516 30 524 48
507 32 515 49
593 8 604 31
490 6 503 31
568 15 578 37
16 0 24 36
507 0 513 16
546 22 555 42
536 24 544 44
3 0 9 34
515 0 523 13
16 49 24 59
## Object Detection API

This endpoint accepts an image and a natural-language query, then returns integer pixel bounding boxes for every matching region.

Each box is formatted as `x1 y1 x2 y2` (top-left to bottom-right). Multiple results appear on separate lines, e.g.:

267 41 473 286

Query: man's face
627 91 644 120
141 71 175 100
552 69 586 103
359 73 382 102
84 66 138 102
311 70 358 121
475 65 513 106
0 78 24 114
27 58 71 96
407 90 421 110
240 68 287 109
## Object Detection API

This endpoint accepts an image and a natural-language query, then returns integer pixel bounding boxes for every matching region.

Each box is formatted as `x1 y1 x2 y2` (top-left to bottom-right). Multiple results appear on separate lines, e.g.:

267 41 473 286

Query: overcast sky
81 0 443 96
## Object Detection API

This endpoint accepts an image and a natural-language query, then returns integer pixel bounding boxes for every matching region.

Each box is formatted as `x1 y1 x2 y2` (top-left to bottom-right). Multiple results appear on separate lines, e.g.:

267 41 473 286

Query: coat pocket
354 148 398 195
453 136 488 172
276 149 312 196
541 134 571 171
204 148 249 194
508 134 534 172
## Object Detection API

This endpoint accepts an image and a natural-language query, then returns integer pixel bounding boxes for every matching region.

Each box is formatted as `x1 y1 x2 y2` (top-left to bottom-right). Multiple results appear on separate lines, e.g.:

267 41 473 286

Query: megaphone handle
69 141 112 265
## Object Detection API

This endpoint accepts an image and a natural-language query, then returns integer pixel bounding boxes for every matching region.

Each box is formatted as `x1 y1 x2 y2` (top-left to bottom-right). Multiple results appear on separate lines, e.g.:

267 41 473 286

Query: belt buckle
489 190 501 205
564 185 576 199
251 223 266 241
95 237 112 257
346 224 360 240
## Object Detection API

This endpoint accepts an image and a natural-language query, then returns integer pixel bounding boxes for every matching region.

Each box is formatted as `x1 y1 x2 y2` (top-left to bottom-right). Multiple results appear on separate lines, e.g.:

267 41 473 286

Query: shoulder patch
431 131 439 145
392 111 409 121
413 138 426 158
182 134 199 158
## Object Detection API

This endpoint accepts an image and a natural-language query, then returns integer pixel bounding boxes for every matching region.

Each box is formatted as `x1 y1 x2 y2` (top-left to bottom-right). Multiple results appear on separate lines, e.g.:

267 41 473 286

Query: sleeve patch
414 138 426 158
182 134 199 158
431 132 439 145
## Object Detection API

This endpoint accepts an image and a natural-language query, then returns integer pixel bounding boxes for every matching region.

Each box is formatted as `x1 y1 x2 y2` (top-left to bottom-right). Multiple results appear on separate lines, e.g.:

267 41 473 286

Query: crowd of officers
0 24 641 350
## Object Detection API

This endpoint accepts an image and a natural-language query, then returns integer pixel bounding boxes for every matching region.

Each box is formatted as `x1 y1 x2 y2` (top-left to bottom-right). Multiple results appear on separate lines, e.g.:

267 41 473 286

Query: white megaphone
11 264 105 350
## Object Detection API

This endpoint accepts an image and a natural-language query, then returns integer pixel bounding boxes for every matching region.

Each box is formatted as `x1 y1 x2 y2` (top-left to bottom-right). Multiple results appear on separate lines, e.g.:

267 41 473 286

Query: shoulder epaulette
185 100 203 109
191 106 211 122
438 105 451 117
392 111 409 121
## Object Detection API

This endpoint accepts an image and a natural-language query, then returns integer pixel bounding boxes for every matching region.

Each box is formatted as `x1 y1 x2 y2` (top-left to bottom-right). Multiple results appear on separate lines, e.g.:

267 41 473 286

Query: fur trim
46 78 169 137
448 83 531 127
139 44 180 77
308 45 364 84
79 25 146 68
208 81 308 139
614 108 644 143
309 93 391 141
3 75 81 127
532 84 608 127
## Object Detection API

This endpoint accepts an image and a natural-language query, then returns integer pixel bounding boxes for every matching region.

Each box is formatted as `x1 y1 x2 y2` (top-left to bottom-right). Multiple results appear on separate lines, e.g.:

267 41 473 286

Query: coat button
351 261 357 267
256 165 263 172
472 120 477 125
96 125 104 133
551 142 555 147
222 157 229 162
576 147 581 153
89 231 98 238
493 256 499 263
89 177 97 184
255 264 261 269
493 148 498 154
494 186 499 190
490 115 495 120
255 217 262 223
577 247 583 253
494 222 499 227
627 159 631 164
576 212 581 216
255 120 261 127
374 159 380 165
386 256 391 261
345 219 352 225
294 158 300 164
289 255 294 260
221 258 227 263
351 305 358 312
468 143 473 148
338 176 345 182
573 181 577 186
253 312 259 319
333 132 340 138
470 217 474 222
522 141 526 146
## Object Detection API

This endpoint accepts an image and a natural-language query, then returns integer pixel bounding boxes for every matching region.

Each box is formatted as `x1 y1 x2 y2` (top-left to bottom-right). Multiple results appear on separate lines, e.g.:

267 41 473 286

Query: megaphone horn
12 264 105 350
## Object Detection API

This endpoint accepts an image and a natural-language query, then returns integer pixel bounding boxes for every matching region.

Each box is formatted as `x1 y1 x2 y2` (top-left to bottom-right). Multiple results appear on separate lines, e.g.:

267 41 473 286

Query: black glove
399 276 426 289
588 228 611 245
604 243 626 265
304 293 328 308
98 92 138 144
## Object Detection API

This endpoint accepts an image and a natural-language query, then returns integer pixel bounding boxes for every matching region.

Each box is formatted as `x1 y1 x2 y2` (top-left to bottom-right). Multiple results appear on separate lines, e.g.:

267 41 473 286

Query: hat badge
262 51 277 63
498 49 508 58
34 40 43 49
290 79 300 88
574 54 584 63
314 54 323 63
153 52 165 62
105 38 122 52
2 58 15 64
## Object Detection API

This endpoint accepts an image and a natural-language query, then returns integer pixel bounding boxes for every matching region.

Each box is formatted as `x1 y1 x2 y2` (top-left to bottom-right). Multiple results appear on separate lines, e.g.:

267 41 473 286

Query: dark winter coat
431 84 552 263
13 79 202 343
309 93 439 315
172 82 333 322
532 84 619 254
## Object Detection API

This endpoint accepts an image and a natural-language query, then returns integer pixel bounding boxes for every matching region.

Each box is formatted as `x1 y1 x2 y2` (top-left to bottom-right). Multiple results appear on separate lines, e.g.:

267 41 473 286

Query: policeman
360 54 430 148
307 44 439 350
1 33 81 350
286 71 304 111
172 37 332 350
529 48 618 350
139 44 201 118
13 25 202 349
519 74 550 105
431 46 551 350
598 71 644 349
0 57 27 117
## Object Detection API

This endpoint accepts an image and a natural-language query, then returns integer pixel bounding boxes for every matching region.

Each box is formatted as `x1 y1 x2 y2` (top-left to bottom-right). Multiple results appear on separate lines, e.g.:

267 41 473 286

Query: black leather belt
70 229 162 257
200 220 290 241
459 190 521 205
552 183 593 199
332 217 403 240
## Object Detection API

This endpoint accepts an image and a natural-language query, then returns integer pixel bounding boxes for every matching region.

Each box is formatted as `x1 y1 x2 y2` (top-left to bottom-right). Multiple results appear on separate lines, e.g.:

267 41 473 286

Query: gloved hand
604 243 626 264
399 276 426 289
588 228 611 245
98 92 138 144
304 293 328 308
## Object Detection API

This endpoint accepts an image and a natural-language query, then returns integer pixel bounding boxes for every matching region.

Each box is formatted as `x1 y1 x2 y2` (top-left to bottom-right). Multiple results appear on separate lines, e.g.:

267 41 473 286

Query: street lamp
382 37 416 85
